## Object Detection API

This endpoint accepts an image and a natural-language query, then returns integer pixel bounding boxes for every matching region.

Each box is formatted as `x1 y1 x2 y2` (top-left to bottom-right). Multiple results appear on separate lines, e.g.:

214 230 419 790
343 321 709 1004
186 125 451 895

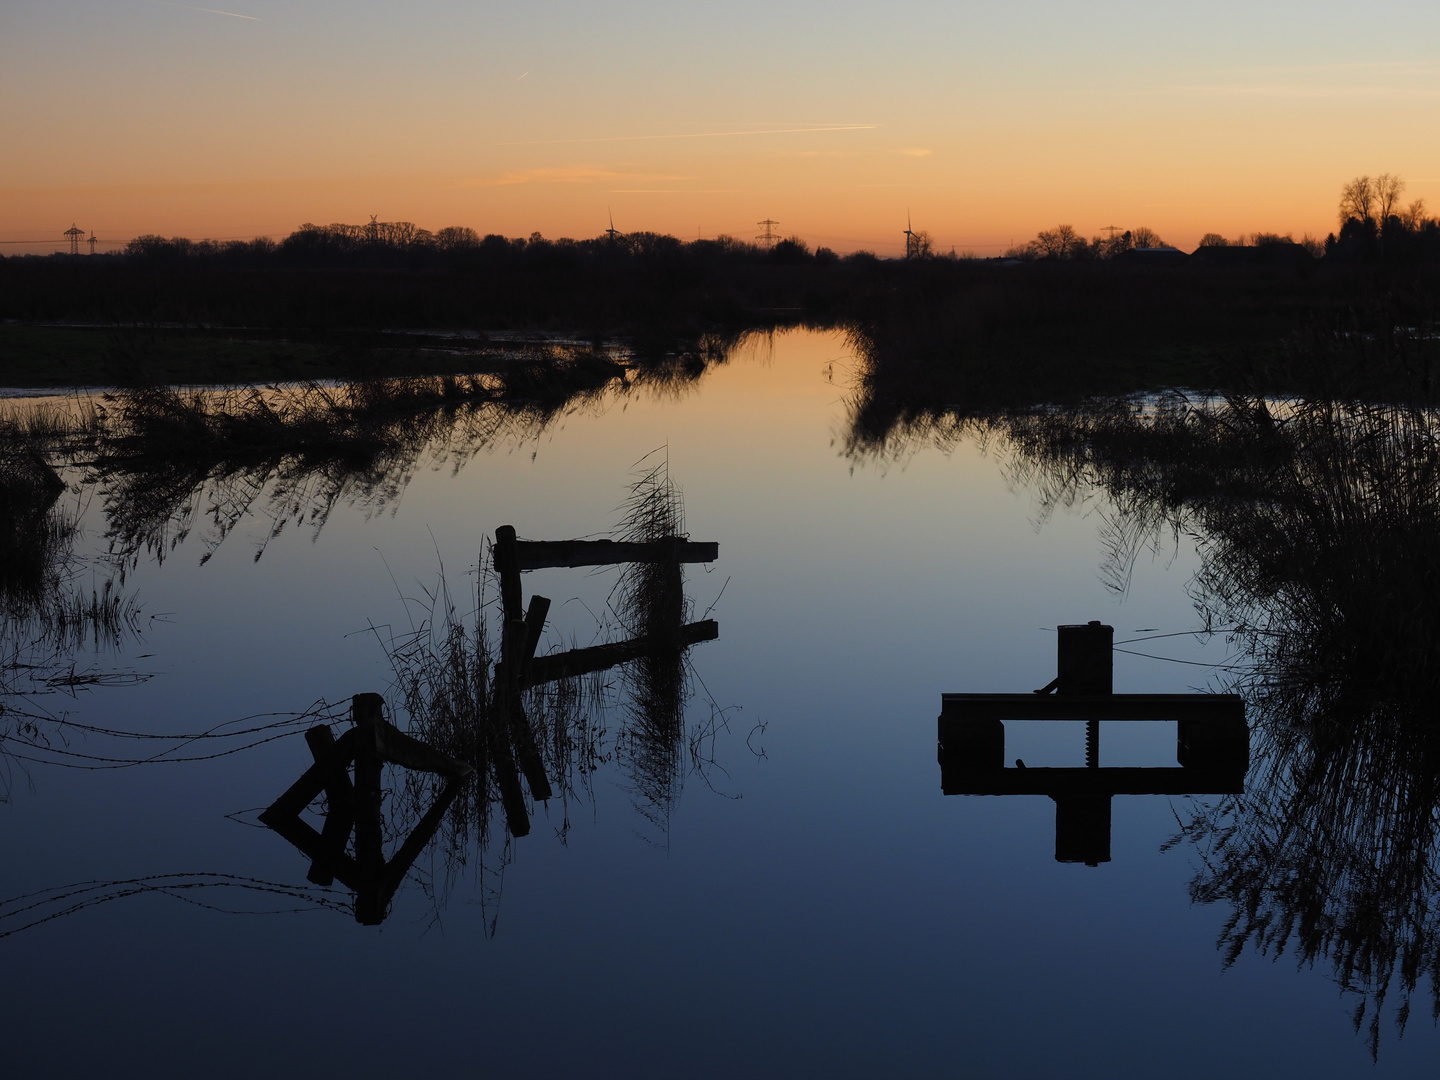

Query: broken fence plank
263 813 364 894
374 717 474 779
524 619 719 686
374 777 469 917
508 699 553 801
259 727 356 826
518 595 551 683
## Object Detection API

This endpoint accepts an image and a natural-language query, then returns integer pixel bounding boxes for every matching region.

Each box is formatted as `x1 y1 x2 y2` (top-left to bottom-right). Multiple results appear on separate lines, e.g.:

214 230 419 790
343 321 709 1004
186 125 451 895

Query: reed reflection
82 336 740 572
0 408 146 795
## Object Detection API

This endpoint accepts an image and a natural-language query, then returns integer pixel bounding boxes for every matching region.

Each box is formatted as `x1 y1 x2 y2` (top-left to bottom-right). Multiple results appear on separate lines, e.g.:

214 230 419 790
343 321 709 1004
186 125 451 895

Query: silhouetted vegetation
77 340 736 570
1327 173 1440 263
840 264 1440 459
5 179 1440 392
928 392 1440 1056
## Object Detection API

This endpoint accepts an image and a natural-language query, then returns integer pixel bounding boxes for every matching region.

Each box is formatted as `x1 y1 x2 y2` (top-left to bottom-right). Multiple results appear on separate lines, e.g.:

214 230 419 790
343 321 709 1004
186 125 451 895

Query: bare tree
1402 198 1429 231
435 226 480 250
1376 173 1406 223
1339 175 1376 225
1130 226 1167 249
1034 224 1080 258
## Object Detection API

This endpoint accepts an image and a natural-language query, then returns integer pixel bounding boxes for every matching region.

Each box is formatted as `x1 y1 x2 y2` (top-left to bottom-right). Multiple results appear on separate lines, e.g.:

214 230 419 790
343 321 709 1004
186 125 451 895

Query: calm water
2 329 1431 1076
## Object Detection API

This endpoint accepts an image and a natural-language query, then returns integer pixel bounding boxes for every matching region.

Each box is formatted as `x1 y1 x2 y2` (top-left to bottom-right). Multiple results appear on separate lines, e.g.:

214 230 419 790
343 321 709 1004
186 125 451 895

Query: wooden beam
374 717 473 779
263 813 364 893
517 595 550 684
524 620 719 686
371 777 468 921
940 764 1246 797
940 693 1244 723
498 537 718 571
486 717 530 838
351 694 386 922
259 727 356 825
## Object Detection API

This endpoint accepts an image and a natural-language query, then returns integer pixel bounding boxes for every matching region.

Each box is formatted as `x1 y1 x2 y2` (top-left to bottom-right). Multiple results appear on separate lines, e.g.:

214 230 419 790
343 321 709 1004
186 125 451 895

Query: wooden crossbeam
260 727 357 824
524 620 719 686
372 716 472 779
939 765 1246 797
941 693 1244 723
500 538 718 571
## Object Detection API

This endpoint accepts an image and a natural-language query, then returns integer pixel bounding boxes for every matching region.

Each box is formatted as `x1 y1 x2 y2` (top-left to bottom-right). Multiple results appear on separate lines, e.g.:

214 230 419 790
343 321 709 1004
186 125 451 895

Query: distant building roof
1190 243 1312 265
1116 246 1188 263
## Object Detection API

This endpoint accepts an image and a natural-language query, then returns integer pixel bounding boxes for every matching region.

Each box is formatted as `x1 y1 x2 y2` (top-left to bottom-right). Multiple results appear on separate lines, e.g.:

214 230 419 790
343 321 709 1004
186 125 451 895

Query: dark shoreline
3 248 1437 400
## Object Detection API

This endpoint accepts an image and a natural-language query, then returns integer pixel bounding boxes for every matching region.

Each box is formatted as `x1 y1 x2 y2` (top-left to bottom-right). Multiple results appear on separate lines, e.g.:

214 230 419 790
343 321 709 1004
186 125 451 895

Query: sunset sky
4 1 1440 255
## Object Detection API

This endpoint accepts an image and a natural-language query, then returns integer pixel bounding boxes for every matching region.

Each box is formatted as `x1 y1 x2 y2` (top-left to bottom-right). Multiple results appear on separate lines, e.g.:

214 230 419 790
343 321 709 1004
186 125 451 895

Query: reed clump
611 456 694 833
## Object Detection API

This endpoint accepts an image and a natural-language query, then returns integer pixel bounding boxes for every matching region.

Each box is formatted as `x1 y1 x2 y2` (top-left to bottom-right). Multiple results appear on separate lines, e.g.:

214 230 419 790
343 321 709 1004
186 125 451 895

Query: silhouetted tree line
4 178 1440 359
0 222 877 336
1003 224 1178 260
1325 173 1440 263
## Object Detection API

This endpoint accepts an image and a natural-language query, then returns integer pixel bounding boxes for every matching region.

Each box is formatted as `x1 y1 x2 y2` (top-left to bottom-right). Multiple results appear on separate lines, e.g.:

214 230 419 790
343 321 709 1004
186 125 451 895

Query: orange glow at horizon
4 2 1440 256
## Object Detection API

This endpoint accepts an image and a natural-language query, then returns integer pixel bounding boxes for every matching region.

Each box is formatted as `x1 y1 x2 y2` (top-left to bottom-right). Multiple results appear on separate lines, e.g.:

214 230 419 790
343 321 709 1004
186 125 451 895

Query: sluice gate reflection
939 621 1248 864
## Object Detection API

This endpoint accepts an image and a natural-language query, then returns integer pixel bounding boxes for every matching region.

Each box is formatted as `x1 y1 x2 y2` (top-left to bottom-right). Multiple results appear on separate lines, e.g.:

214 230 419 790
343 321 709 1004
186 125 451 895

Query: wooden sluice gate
939 621 1249 866
263 524 719 923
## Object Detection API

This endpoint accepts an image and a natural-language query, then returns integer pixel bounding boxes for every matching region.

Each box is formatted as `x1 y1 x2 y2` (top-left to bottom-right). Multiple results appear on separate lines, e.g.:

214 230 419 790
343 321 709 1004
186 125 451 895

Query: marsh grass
0 404 148 800
610 454 695 835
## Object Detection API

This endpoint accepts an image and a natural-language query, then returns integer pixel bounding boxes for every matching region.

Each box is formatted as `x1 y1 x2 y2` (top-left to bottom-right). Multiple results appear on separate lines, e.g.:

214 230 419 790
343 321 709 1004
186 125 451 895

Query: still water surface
2 329 1430 1076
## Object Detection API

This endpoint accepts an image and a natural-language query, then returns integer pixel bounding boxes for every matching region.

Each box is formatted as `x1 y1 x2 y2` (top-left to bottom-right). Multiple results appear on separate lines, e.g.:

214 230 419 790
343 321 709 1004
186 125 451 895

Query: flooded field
2 328 1436 1076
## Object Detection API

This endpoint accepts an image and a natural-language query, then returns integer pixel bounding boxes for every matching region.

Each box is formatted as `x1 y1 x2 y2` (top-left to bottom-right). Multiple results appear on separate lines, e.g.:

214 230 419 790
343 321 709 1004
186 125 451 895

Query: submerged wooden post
487 721 530 837
1053 794 1112 865
937 697 1005 771
351 693 386 924
1057 621 1113 695
1054 621 1113 858
494 526 524 625
508 595 553 801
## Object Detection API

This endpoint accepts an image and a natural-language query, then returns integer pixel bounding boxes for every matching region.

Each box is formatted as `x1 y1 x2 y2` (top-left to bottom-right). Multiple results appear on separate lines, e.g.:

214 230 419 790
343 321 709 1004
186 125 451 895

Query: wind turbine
903 211 918 259
605 209 620 242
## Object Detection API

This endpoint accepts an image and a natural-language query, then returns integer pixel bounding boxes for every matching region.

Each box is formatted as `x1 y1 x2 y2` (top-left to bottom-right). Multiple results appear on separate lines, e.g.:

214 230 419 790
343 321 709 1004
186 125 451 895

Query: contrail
501 124 879 147
167 3 261 20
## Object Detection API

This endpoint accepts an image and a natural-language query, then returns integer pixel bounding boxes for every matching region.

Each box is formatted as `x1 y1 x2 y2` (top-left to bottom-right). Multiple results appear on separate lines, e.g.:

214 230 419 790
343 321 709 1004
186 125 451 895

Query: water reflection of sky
2 329 1430 1077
